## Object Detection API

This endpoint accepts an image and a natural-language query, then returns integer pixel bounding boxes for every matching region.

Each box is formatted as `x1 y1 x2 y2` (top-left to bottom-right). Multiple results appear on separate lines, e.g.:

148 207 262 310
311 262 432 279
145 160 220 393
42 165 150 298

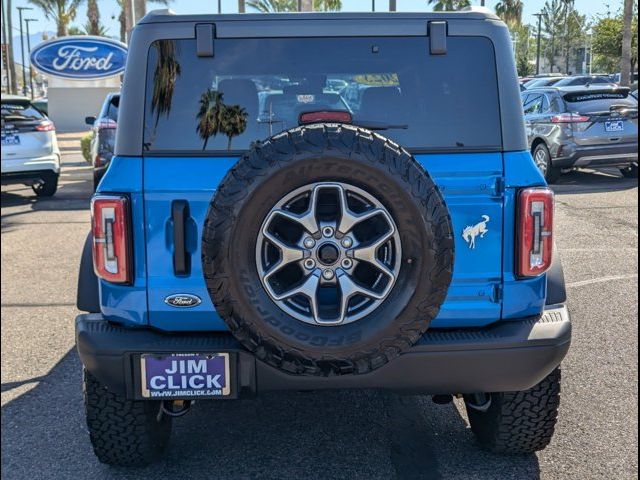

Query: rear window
1 101 45 123
563 91 637 112
143 36 501 153
106 96 119 122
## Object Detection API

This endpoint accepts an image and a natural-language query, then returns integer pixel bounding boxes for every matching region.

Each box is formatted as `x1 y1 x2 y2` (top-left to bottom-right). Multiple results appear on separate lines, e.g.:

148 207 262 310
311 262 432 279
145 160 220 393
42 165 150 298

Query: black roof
138 9 500 24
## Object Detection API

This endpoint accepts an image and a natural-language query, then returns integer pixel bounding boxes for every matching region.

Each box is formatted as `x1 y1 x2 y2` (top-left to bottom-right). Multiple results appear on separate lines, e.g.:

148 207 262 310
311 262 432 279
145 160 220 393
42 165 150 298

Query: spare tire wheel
202 124 454 376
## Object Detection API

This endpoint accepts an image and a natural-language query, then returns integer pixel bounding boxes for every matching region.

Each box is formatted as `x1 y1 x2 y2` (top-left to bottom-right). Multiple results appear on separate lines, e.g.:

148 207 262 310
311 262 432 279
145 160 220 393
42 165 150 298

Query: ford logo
30 36 127 80
164 294 202 308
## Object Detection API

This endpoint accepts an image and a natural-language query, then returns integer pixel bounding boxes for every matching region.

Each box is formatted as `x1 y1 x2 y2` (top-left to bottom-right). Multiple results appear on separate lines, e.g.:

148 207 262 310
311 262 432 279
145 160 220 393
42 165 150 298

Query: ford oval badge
30 36 127 80
164 294 202 308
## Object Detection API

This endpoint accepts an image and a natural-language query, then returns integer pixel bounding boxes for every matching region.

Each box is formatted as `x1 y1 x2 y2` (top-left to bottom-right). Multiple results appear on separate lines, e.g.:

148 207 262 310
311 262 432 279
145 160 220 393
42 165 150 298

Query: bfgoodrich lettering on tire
202 124 454 376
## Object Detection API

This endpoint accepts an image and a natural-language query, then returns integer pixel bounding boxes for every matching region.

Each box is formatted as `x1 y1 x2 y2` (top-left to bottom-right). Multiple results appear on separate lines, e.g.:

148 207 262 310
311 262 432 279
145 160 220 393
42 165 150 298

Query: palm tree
239 0 246 12
150 40 181 129
495 0 523 27
220 105 248 150
247 0 341 12
84 0 107 35
28 0 84 37
196 89 225 151
426 0 471 12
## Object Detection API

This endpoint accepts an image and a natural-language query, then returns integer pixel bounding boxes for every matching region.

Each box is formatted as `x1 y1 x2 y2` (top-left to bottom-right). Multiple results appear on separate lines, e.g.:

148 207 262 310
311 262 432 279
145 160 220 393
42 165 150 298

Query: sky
5 0 626 42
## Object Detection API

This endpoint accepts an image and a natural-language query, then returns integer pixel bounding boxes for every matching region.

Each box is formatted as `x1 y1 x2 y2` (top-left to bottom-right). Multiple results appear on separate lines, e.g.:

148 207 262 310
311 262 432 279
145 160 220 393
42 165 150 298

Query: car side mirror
85 116 96 126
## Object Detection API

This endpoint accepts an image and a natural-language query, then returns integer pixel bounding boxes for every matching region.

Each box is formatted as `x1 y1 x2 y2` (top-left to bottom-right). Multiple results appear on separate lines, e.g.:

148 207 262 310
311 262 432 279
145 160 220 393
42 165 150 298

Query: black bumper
76 305 571 399
1 169 57 185
553 142 638 168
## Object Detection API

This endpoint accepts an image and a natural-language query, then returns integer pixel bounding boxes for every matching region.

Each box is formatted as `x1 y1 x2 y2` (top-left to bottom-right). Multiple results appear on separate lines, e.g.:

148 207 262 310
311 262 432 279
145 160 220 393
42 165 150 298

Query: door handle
171 200 190 276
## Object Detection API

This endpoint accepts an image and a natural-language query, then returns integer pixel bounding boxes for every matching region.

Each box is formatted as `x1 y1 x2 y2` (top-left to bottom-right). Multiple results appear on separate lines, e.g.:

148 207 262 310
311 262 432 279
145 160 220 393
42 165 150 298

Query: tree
150 40 181 129
620 0 634 85
84 0 107 35
28 0 84 37
592 13 638 74
239 0 246 12
220 105 248 150
427 0 470 10
196 89 225 151
495 0 523 28
67 25 84 35
541 0 563 72
6 0 18 93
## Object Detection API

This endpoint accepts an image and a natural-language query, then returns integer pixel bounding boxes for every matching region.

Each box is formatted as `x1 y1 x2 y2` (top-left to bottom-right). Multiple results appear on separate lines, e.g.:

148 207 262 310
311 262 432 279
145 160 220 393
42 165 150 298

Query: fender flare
546 245 567 306
77 233 100 313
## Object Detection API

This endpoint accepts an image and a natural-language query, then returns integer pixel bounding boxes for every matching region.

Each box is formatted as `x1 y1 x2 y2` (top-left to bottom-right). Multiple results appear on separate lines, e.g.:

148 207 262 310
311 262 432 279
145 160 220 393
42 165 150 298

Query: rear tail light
91 195 132 284
517 187 554 277
94 154 104 168
551 113 590 123
35 120 55 131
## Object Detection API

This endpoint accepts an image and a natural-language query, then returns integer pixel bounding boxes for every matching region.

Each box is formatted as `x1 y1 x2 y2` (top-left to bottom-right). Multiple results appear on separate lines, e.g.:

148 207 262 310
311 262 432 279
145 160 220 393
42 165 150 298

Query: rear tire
465 368 561 454
620 163 638 178
31 172 58 197
532 144 561 184
84 370 172 466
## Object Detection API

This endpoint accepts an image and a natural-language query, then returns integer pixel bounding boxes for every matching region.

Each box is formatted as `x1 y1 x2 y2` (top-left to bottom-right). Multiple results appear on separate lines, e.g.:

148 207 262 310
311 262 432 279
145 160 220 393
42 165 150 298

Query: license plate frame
139 352 234 399
1 131 20 146
604 120 624 132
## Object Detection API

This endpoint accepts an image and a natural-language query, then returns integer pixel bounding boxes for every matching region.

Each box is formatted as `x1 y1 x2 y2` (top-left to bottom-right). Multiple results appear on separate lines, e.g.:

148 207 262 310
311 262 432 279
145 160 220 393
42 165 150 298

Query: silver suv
522 85 638 182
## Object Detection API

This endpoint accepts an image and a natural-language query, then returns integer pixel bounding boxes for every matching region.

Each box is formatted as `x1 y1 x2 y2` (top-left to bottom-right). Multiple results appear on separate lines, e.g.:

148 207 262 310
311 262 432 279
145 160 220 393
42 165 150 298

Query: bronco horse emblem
462 215 490 249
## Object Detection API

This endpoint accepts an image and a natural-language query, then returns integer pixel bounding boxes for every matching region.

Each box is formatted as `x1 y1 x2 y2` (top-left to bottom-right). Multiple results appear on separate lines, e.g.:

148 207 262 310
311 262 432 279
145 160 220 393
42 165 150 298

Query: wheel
84 370 172 466
532 144 561 184
203 124 454 376
31 172 59 197
464 368 561 454
620 162 638 178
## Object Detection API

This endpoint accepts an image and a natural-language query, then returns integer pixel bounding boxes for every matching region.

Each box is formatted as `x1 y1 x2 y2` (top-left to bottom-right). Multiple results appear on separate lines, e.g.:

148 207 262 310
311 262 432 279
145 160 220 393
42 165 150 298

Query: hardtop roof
139 9 500 25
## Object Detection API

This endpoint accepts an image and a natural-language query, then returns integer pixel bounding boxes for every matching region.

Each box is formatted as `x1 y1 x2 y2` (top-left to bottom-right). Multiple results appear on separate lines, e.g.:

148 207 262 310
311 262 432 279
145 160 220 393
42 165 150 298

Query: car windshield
554 76 612 87
143 36 502 152
524 77 562 89
1 100 45 124
106 95 120 122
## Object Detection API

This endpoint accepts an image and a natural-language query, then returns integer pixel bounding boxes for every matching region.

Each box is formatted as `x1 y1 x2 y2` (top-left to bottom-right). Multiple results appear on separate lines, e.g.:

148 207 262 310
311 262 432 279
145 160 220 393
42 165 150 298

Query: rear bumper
553 142 638 168
1 168 59 186
76 304 571 399
1 154 60 183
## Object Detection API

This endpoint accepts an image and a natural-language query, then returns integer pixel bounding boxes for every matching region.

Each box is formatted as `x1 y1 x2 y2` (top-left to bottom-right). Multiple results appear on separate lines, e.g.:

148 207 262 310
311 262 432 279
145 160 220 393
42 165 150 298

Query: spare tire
202 124 454 376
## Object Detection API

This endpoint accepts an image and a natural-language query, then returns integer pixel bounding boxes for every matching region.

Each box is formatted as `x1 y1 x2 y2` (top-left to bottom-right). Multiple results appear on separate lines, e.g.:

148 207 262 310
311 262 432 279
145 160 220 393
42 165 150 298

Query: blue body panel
97 150 548 330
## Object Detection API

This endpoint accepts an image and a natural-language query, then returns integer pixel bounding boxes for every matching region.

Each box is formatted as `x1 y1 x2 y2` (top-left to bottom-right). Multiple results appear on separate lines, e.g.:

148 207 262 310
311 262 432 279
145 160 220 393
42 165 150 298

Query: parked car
85 92 119 190
76 9 571 466
552 75 614 87
523 76 565 89
610 72 639 84
1 94 60 196
522 85 638 182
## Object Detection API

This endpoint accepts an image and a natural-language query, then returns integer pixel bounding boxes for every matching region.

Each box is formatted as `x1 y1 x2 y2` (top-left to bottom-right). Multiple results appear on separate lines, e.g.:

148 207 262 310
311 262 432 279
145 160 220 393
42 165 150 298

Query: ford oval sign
30 36 127 80
164 294 202 308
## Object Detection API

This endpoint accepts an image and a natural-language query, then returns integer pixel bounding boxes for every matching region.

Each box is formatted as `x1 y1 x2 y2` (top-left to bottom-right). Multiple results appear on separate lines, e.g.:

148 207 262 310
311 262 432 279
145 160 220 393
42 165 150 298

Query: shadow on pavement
1 348 541 480
552 168 638 195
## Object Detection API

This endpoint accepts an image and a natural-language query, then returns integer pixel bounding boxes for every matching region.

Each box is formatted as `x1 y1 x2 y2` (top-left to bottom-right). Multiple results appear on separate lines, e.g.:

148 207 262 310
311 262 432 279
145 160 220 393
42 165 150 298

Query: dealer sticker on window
140 353 231 398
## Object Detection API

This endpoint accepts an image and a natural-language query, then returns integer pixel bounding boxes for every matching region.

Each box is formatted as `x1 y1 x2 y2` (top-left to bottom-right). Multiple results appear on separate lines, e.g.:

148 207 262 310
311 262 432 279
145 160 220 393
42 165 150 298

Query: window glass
523 94 543 114
143 37 502 152
1 100 45 123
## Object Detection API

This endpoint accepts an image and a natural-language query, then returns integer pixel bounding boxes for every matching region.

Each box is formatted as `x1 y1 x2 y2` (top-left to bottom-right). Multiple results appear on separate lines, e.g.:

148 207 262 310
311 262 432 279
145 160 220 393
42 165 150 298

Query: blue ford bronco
76 8 571 466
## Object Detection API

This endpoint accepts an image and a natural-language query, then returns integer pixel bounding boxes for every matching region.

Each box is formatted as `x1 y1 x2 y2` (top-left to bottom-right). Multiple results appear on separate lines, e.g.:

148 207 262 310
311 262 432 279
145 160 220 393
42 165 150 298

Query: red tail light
299 110 353 124
517 187 554 277
551 113 589 123
94 154 104 168
35 120 55 131
91 195 132 283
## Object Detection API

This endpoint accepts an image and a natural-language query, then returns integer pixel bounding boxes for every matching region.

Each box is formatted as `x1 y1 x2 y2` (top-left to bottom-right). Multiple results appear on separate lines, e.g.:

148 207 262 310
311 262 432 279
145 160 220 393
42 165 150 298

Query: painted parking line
566 274 638 288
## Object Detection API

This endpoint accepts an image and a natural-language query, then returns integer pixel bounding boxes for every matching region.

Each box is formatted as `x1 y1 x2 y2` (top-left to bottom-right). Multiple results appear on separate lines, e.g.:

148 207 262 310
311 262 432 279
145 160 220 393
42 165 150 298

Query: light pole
533 13 543 75
372 0 375 12
25 18 36 99
17 6 32 96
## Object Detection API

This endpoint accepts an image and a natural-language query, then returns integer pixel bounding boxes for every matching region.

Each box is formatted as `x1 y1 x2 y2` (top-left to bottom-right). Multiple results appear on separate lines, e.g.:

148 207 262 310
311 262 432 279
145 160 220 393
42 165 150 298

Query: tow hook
159 400 192 420
465 393 492 412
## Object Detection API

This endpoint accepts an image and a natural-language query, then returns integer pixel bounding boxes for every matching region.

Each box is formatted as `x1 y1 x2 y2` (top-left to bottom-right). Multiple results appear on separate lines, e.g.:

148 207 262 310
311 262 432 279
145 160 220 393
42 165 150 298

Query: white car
1 95 60 197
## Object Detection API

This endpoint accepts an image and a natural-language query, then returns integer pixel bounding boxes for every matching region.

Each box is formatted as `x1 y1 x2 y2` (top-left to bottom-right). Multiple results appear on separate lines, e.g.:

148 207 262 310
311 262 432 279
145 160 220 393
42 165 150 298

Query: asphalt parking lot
1 133 637 480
